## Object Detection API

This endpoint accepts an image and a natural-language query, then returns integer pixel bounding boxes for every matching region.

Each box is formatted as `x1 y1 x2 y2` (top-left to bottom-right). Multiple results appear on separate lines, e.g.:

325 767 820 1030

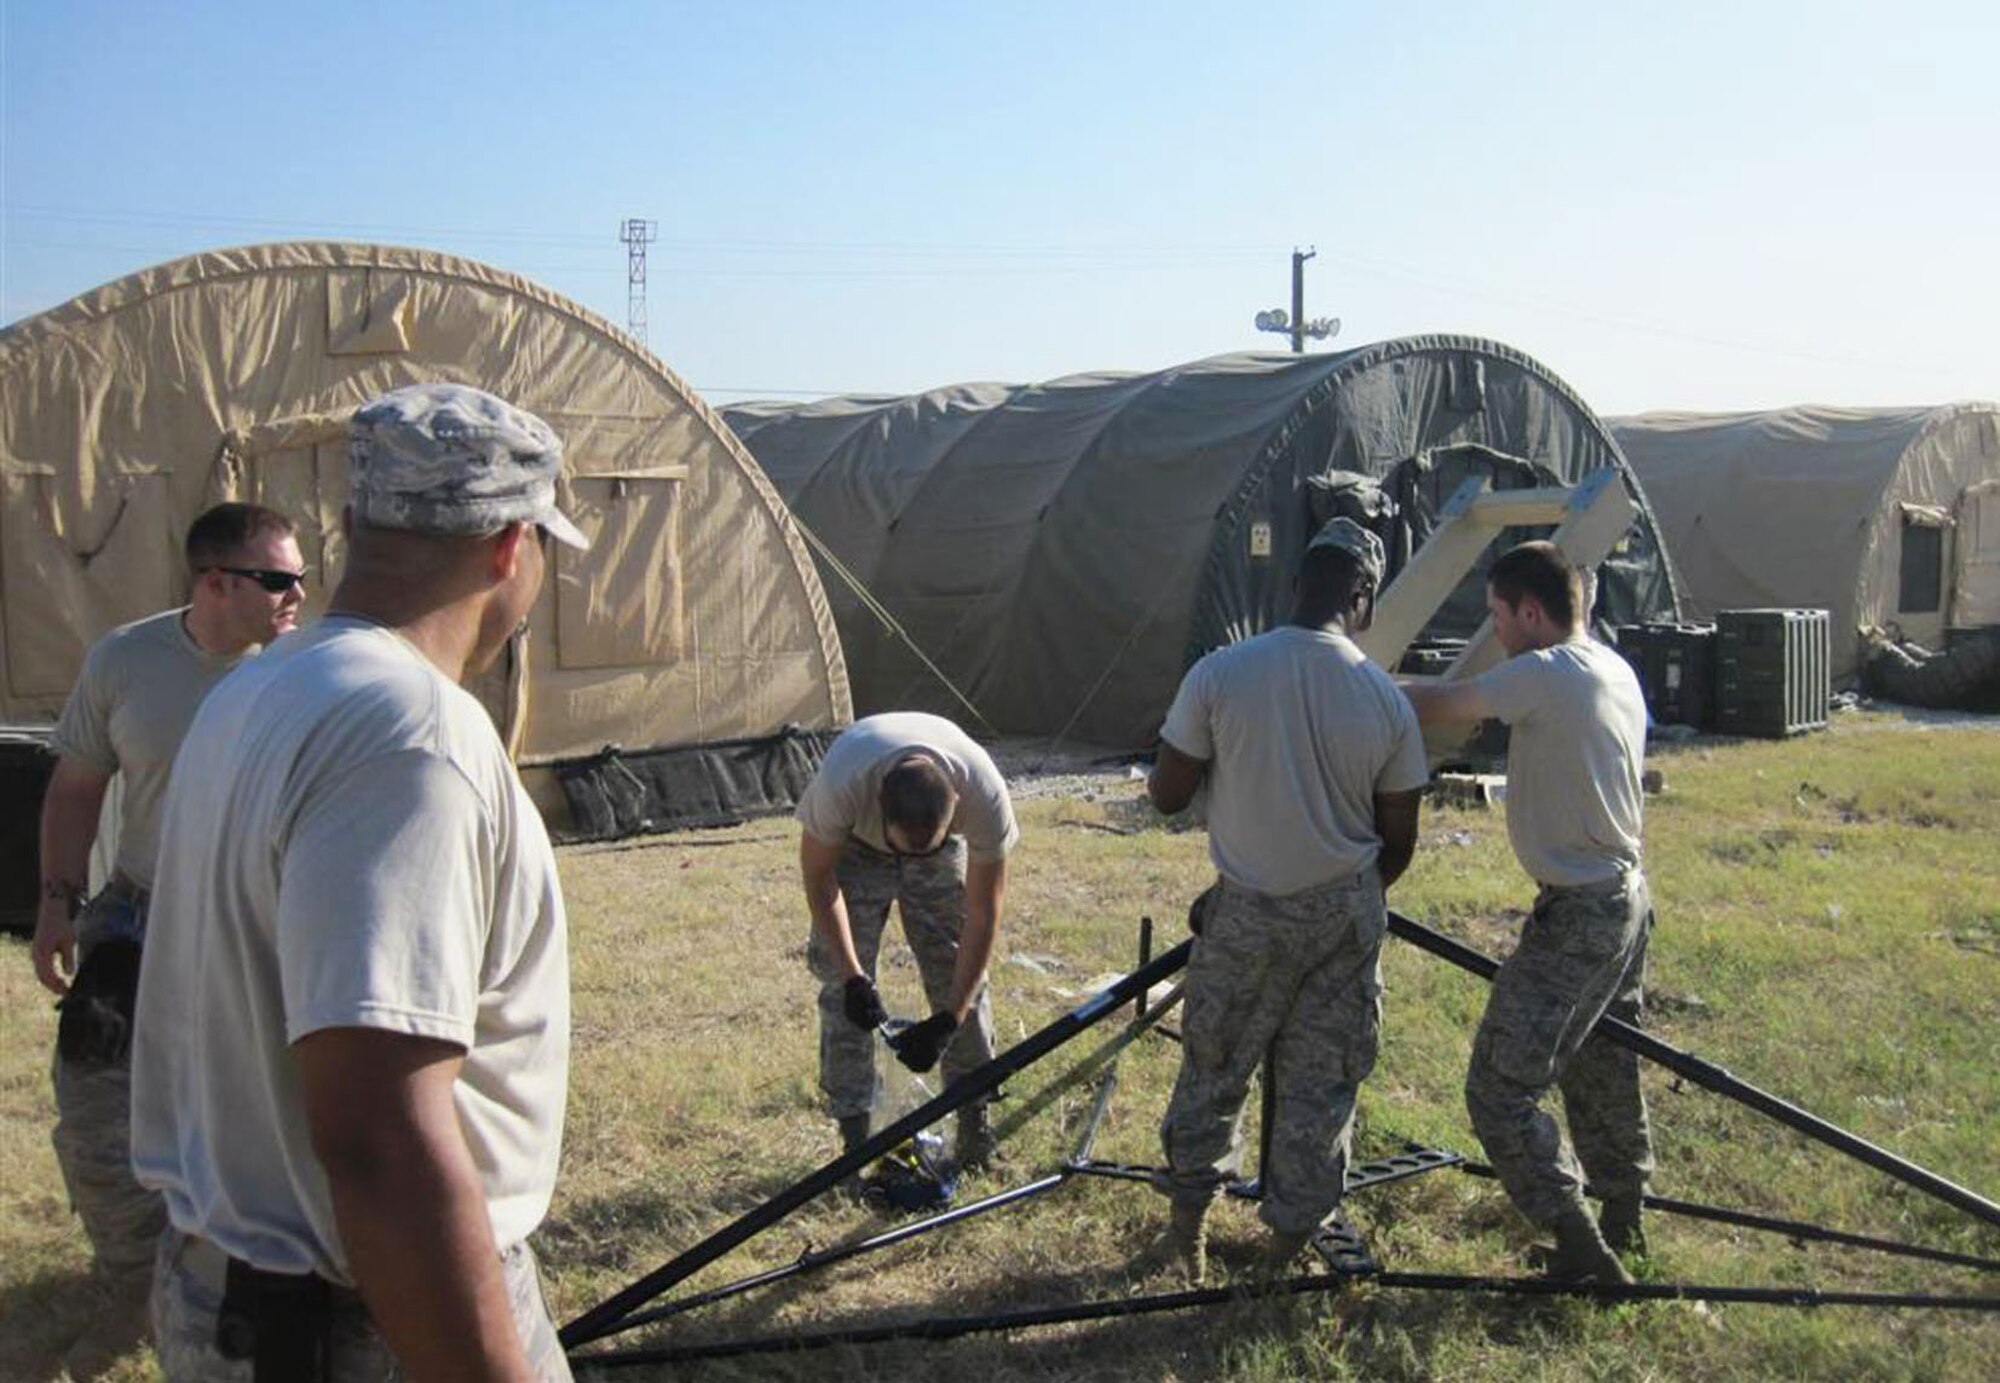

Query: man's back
1480 638 1647 887
132 617 569 1280
1161 626 1427 896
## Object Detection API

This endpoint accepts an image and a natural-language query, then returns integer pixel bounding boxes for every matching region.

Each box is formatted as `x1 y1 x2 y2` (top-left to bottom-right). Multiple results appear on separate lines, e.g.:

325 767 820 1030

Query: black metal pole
1386 909 2000 1233
561 938 1194 1349
568 1271 2000 1367
614 1173 1074 1333
1455 1160 2000 1273
989 980 1183 1146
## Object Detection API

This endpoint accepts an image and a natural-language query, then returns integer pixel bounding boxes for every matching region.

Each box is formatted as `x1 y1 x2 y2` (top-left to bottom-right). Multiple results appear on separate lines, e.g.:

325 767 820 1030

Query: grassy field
4 713 1999 1380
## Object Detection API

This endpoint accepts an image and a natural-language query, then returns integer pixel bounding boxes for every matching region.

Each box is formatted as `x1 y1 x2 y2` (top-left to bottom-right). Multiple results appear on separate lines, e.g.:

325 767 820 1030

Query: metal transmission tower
619 218 658 347
1253 246 1340 353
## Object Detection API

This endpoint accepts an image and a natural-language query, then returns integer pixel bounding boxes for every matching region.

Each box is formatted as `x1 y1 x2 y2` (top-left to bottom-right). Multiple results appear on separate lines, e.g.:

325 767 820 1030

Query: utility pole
1253 245 1340 353
619 218 657 347
1289 247 1313 353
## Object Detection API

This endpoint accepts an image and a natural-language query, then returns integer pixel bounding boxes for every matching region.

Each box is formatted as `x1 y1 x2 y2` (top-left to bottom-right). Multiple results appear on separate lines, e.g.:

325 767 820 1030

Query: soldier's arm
296 1028 535 1383
948 855 1007 1023
1374 787 1423 890
33 756 113 994
1147 740 1208 815
1399 677 1500 728
800 832 864 981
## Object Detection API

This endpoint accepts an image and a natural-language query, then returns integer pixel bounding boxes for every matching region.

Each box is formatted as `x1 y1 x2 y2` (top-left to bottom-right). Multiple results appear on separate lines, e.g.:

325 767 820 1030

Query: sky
2 1 1994 414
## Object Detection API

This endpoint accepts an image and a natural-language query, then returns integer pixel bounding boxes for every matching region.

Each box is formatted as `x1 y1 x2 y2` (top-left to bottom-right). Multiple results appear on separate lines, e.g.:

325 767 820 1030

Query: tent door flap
1951 480 2000 629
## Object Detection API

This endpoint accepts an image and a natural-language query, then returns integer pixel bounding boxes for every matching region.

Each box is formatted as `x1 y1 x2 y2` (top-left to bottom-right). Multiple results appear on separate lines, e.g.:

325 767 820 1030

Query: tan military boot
1134 1198 1211 1283
1258 1229 1312 1276
1598 1194 1647 1257
59 1276 151 1381
955 1105 998 1173
1548 1205 1635 1285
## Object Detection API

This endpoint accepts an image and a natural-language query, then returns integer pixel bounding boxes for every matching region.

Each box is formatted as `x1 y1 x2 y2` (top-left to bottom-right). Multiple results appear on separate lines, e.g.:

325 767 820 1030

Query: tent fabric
728 337 1681 749
0 242 851 782
1610 404 2000 682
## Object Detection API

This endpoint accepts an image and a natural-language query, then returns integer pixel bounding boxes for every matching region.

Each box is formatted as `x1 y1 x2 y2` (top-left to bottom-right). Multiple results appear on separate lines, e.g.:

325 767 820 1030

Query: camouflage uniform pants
1159 871 1386 1237
1465 870 1656 1228
808 837 996 1119
51 879 166 1298
151 1226 572 1381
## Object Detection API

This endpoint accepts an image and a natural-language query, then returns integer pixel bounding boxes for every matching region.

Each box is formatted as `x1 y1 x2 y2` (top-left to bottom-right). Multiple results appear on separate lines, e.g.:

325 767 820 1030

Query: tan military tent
1610 405 2000 682
0 242 850 833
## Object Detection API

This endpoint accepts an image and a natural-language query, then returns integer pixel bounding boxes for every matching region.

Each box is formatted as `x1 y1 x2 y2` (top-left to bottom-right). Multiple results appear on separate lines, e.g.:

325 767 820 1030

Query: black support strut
569 1270 2000 1368
1386 909 2000 1233
560 938 1194 1349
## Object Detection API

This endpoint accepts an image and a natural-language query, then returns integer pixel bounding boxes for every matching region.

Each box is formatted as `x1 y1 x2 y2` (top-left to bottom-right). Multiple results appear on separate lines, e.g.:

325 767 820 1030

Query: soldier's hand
842 975 889 1031
31 900 78 996
888 1011 958 1073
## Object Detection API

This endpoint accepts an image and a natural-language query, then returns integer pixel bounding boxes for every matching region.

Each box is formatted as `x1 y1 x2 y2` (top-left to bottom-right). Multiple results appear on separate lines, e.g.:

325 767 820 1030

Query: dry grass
4 711 1999 1379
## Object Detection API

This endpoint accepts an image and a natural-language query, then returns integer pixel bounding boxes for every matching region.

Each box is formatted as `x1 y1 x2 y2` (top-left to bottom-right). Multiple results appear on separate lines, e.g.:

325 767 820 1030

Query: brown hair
1486 540 1583 630
185 502 297 571
880 755 955 843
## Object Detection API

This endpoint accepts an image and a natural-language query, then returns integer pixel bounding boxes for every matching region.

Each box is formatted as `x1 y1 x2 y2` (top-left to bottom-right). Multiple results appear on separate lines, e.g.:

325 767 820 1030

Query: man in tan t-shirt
1402 539 1652 1285
795 712 1018 1173
1145 519 1425 1280
32 502 303 1378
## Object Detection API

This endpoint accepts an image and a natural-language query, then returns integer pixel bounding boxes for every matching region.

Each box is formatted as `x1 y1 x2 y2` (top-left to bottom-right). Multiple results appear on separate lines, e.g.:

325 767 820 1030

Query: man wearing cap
1142 519 1426 1280
132 384 586 1380
1401 539 1651 1286
796 711 1018 1173
31 502 303 1380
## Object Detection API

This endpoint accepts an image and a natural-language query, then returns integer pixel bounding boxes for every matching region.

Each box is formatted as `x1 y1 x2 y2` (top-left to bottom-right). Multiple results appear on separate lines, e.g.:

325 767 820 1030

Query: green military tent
727 337 1682 750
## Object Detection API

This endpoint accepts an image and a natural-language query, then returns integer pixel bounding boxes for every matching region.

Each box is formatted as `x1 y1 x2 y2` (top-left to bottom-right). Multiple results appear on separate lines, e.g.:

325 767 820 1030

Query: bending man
1401 539 1652 1284
797 712 1017 1172
1146 519 1426 1279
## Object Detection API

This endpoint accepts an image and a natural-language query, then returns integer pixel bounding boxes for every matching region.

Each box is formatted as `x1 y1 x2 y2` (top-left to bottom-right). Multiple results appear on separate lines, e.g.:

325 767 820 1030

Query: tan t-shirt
49 608 253 889
797 712 1019 863
132 618 569 1280
1475 637 1647 887
1160 626 1429 896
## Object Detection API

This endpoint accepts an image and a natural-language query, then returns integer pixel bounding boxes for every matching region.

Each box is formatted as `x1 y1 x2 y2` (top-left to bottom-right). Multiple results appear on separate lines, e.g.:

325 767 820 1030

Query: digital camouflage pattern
1465 871 1655 1227
151 1228 572 1381
1159 871 1386 1237
52 883 164 1302
808 837 995 1119
1304 515 1385 587
347 383 587 548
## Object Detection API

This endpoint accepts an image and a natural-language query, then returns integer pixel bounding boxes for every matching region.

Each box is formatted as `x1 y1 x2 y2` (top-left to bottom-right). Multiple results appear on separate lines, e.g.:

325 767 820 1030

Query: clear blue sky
3 1 1994 413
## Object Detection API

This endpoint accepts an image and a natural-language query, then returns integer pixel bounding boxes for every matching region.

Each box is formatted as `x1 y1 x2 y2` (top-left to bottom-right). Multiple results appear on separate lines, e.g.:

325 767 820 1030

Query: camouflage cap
348 383 589 549
1305 516 1385 587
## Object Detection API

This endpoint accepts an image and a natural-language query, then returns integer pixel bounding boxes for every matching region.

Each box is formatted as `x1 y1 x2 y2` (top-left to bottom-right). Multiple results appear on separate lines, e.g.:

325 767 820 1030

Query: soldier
31 501 303 1379
1401 539 1652 1284
796 712 1018 1172
1145 519 1426 1279
132 384 584 1379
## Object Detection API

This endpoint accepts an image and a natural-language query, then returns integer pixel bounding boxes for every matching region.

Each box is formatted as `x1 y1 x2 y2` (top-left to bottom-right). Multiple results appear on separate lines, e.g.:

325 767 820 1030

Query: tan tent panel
0 242 850 827
1610 404 2000 681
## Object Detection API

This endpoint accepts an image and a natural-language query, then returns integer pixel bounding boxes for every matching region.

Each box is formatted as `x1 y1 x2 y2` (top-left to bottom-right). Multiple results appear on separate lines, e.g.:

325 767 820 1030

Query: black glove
888 1011 959 1073
842 975 889 1031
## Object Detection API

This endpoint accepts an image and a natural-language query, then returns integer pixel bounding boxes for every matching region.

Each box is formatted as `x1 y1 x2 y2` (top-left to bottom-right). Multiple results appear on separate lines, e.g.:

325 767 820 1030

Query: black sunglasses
205 566 308 594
